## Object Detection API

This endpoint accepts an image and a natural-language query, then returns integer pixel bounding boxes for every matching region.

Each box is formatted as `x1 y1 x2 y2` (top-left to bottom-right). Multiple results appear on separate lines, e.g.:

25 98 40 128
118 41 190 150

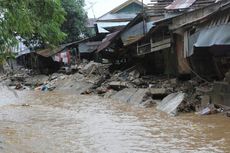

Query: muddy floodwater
0 87 230 153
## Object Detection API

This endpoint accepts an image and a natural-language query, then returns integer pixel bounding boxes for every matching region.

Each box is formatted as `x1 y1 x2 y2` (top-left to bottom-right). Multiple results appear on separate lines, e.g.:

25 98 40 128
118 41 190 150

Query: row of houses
95 0 230 80
16 0 230 80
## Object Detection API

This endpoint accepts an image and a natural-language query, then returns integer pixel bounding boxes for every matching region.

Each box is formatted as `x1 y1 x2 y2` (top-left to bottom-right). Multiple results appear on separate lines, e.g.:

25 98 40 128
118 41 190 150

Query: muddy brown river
0 87 230 153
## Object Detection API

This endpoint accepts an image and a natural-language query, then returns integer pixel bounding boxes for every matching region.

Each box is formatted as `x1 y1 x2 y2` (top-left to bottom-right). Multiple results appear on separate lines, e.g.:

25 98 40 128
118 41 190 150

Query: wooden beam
151 43 171 52
151 38 171 48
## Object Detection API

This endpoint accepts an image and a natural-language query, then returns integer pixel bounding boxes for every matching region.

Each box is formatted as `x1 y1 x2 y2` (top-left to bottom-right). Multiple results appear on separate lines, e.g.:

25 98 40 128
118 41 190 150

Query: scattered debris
108 81 128 90
197 104 220 115
226 112 230 117
2 60 229 118
21 103 30 107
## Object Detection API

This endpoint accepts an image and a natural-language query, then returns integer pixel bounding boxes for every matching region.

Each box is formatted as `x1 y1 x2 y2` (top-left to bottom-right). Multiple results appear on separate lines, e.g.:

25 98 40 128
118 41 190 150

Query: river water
0 87 230 153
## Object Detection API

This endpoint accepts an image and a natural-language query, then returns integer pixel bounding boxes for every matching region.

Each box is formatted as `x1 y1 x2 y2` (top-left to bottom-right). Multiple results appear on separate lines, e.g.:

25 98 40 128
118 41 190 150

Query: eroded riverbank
0 88 230 153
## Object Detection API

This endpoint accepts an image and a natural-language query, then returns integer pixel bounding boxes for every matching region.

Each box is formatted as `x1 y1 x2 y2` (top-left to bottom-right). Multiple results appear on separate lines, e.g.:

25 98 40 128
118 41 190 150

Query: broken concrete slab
197 104 219 115
226 111 230 117
104 89 117 99
129 89 148 105
81 61 99 74
200 95 211 108
140 99 158 108
169 78 177 84
55 79 93 95
148 88 167 99
157 92 186 116
108 81 128 90
111 88 137 103
24 75 49 86
224 70 230 84
111 88 148 105
211 82 230 107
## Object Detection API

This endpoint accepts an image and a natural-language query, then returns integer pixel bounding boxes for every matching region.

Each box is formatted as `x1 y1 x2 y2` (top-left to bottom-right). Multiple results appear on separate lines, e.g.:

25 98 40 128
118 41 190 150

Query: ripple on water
0 90 229 153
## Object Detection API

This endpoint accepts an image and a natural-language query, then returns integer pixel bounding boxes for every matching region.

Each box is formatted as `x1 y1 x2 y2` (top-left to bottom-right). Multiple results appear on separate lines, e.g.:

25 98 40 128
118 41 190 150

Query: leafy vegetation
0 0 89 65
0 0 66 53
61 0 88 43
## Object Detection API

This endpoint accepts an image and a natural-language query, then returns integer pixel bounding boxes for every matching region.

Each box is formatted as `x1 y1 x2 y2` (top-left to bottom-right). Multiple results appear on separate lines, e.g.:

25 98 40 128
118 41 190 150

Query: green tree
61 0 88 43
0 0 66 53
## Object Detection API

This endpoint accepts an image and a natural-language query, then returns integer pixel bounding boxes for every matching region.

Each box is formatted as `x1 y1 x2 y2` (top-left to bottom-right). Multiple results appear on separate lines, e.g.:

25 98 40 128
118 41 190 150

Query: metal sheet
98 13 137 21
186 24 230 57
121 21 154 46
79 41 101 53
36 46 65 57
194 24 230 47
97 21 129 33
97 31 120 52
165 0 196 10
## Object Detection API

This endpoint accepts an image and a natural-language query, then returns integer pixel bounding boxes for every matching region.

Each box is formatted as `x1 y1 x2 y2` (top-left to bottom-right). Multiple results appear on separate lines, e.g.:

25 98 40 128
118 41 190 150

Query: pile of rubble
1 61 230 117
77 62 230 117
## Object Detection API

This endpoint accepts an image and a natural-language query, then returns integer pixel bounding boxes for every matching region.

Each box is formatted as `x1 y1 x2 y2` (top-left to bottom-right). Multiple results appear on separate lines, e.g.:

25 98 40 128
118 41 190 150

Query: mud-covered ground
0 87 230 153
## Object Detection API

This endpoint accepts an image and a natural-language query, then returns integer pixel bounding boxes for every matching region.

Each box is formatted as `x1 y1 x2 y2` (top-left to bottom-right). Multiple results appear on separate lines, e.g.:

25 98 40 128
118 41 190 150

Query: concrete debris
21 103 30 107
2 60 229 118
141 99 158 108
226 112 230 117
157 92 186 116
224 70 230 84
111 88 149 105
108 81 128 90
197 104 220 115
111 88 138 103
200 95 211 108
148 88 167 97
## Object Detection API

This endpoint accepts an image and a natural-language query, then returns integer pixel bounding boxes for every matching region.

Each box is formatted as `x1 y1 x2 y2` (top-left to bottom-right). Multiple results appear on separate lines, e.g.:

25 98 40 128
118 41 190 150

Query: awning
121 21 155 46
97 31 120 52
79 41 101 53
187 24 230 57
194 24 230 47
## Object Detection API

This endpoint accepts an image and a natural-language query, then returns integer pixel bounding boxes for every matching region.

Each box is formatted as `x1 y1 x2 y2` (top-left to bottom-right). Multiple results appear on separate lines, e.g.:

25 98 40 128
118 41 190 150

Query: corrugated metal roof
79 41 101 53
97 0 144 22
98 13 137 21
165 0 197 10
97 21 129 33
36 46 66 58
121 21 155 46
146 0 174 17
97 31 120 52
36 40 86 57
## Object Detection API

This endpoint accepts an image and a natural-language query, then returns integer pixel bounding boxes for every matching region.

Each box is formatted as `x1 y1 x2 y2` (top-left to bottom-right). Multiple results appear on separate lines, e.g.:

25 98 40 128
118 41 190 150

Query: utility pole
142 0 146 35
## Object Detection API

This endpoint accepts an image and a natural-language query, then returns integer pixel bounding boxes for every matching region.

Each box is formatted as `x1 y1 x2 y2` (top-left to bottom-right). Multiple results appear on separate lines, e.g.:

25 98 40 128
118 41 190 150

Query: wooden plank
151 38 171 48
137 44 151 56
151 43 171 52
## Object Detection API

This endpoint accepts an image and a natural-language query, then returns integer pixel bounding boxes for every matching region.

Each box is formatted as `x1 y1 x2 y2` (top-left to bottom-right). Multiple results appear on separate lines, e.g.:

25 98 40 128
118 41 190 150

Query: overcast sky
85 0 151 18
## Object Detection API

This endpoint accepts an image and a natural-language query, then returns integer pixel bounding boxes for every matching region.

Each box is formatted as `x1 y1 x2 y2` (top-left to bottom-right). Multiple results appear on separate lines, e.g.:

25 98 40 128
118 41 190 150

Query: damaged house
16 41 81 74
96 0 230 78
167 0 230 79
96 0 145 34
